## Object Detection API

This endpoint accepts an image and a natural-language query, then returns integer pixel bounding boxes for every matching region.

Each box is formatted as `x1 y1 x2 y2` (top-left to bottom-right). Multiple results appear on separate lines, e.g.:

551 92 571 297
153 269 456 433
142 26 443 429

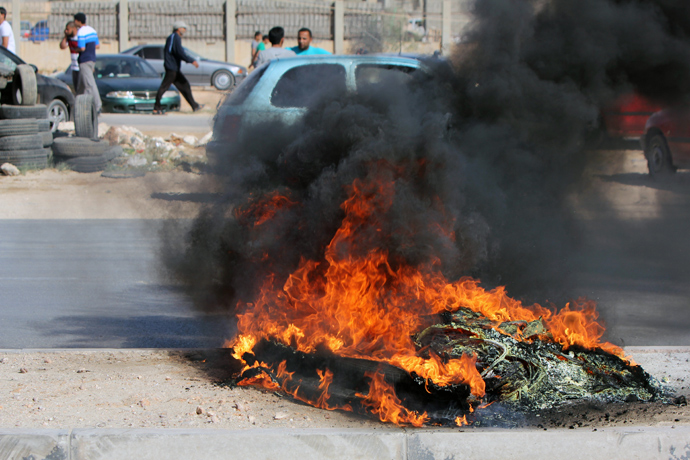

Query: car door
136 46 165 77
181 47 206 85
248 63 347 128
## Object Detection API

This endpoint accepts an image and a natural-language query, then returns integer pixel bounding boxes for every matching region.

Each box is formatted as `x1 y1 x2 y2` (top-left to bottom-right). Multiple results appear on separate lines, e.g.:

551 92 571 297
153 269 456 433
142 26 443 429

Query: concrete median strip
1 426 689 460
0 348 688 460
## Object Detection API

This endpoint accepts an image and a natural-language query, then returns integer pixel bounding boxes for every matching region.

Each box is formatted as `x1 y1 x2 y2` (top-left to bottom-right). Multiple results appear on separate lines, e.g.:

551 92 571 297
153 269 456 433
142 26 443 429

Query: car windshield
0 46 22 71
95 58 158 78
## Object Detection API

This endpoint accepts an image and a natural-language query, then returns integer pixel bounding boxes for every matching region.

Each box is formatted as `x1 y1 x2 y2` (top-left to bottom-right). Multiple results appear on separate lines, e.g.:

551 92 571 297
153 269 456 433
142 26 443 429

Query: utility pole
12 0 20 56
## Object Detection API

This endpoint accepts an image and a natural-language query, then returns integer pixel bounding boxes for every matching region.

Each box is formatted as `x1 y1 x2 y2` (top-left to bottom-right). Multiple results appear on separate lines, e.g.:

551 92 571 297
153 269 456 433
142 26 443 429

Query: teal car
57 55 181 113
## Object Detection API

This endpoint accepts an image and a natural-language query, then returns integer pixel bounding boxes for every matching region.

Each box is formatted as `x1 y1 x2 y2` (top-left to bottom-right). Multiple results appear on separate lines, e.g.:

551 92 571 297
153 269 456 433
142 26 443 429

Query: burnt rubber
0 133 43 150
0 119 39 137
0 104 48 120
52 137 110 157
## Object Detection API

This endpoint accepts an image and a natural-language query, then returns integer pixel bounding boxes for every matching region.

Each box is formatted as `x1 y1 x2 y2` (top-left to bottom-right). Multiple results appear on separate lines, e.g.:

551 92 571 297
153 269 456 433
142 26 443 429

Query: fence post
334 1 344 55
12 0 20 56
118 0 129 52
226 0 236 63
441 0 451 56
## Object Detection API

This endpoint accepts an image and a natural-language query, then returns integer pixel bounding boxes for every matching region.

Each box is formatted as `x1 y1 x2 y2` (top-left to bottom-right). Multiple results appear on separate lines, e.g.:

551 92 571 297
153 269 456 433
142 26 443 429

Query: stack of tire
51 94 121 173
0 65 52 170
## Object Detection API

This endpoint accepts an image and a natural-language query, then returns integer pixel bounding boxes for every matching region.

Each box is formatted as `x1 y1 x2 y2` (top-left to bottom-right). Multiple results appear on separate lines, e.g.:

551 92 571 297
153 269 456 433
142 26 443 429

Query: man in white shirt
0 7 16 55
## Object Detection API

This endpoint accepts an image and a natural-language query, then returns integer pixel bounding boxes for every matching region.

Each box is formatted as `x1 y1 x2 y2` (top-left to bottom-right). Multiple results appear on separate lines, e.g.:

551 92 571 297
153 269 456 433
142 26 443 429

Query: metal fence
48 2 118 40
46 0 384 42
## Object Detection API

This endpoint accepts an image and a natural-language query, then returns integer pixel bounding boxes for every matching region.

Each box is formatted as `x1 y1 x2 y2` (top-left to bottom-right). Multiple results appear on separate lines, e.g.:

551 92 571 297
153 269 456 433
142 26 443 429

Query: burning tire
646 133 675 176
74 94 98 139
12 64 38 106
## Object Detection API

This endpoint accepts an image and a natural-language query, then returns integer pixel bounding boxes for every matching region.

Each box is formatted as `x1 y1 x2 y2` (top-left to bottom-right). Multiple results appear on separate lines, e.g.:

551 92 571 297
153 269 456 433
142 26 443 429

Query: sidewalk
1 347 688 460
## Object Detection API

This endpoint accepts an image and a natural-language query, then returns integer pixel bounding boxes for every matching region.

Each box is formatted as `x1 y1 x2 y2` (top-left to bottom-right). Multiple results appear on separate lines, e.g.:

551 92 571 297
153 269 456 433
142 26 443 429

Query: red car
601 92 662 140
641 107 690 175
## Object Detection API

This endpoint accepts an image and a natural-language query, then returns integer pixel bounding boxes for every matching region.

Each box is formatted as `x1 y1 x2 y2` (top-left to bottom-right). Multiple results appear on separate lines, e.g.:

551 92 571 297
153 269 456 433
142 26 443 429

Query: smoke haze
161 0 690 328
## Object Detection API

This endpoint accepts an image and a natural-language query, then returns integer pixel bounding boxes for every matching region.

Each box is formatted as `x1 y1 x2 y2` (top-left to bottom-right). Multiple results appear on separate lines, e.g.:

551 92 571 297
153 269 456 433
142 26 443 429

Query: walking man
254 27 295 68
59 21 80 90
0 7 15 54
154 20 202 114
290 28 330 56
74 12 102 113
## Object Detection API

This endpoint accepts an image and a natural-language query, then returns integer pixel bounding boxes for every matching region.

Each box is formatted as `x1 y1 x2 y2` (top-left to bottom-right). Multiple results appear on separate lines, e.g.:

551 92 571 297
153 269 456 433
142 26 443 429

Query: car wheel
212 70 235 91
12 64 38 106
646 133 675 176
47 99 69 133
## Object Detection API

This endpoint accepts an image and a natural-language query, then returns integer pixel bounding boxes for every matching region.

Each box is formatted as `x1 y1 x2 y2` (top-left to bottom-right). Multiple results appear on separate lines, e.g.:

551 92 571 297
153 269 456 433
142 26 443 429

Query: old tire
0 119 39 137
646 133 675 176
0 148 49 169
52 137 110 157
74 94 98 139
0 104 48 120
0 133 43 150
46 99 68 132
61 153 113 173
41 131 53 147
12 64 38 106
212 70 235 91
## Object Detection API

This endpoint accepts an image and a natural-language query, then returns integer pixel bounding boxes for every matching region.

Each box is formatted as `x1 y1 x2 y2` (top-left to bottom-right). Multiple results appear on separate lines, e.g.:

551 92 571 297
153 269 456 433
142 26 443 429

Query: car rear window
355 64 417 89
271 64 346 108
226 65 268 106
140 47 164 60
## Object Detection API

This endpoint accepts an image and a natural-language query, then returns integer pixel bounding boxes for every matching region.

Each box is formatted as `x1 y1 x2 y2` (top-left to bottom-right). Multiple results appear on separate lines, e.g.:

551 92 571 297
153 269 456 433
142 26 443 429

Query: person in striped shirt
74 12 102 113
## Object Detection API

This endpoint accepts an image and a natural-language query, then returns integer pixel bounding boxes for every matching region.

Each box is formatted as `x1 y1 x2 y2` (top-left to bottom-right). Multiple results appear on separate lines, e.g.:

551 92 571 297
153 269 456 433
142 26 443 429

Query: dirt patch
0 169 214 219
0 349 686 430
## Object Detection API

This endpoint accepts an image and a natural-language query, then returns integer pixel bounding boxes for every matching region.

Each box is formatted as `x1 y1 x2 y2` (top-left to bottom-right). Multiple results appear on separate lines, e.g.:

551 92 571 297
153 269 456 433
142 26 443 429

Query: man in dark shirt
153 20 202 114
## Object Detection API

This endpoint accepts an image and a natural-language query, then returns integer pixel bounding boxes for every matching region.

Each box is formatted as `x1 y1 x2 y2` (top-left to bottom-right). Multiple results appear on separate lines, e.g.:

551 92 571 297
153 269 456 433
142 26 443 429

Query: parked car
28 20 49 42
9 20 31 40
0 46 74 131
121 44 246 91
601 92 662 140
641 107 690 176
210 55 428 158
57 54 181 113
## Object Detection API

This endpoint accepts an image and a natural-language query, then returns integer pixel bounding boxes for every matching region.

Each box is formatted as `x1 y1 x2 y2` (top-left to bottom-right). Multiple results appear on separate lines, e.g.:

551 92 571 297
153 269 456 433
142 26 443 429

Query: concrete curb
1 426 689 460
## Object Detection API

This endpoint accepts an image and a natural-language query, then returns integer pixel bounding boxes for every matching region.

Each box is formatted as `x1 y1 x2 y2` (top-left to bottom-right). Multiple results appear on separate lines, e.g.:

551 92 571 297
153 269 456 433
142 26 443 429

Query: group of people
250 26 330 69
0 10 330 115
58 14 202 115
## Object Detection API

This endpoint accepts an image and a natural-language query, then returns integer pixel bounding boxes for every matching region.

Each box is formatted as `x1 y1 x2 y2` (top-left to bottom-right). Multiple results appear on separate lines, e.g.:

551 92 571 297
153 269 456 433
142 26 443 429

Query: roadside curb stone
70 428 406 460
0 429 69 460
407 427 690 460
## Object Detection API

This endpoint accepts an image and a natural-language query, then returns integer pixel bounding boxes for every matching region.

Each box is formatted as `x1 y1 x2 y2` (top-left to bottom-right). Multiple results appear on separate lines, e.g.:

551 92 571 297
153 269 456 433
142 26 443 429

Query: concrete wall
24 38 336 74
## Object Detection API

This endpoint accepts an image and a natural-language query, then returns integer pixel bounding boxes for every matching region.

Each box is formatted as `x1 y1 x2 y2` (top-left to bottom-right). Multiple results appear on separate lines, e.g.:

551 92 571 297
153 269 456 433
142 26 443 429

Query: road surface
0 150 689 348
100 113 215 134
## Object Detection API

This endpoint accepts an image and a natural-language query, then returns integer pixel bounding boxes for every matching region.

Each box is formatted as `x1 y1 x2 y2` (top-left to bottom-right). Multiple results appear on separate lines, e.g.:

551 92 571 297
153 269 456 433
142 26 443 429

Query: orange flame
229 173 623 425
356 371 428 427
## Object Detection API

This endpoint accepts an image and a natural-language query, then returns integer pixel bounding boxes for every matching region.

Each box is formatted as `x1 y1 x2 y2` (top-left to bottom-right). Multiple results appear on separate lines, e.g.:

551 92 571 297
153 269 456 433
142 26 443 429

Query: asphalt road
0 151 689 348
100 113 215 134
0 220 231 348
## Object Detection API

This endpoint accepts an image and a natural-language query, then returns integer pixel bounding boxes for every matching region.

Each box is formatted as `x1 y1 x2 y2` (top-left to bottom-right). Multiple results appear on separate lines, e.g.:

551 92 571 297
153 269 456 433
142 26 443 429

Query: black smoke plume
161 0 690 322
